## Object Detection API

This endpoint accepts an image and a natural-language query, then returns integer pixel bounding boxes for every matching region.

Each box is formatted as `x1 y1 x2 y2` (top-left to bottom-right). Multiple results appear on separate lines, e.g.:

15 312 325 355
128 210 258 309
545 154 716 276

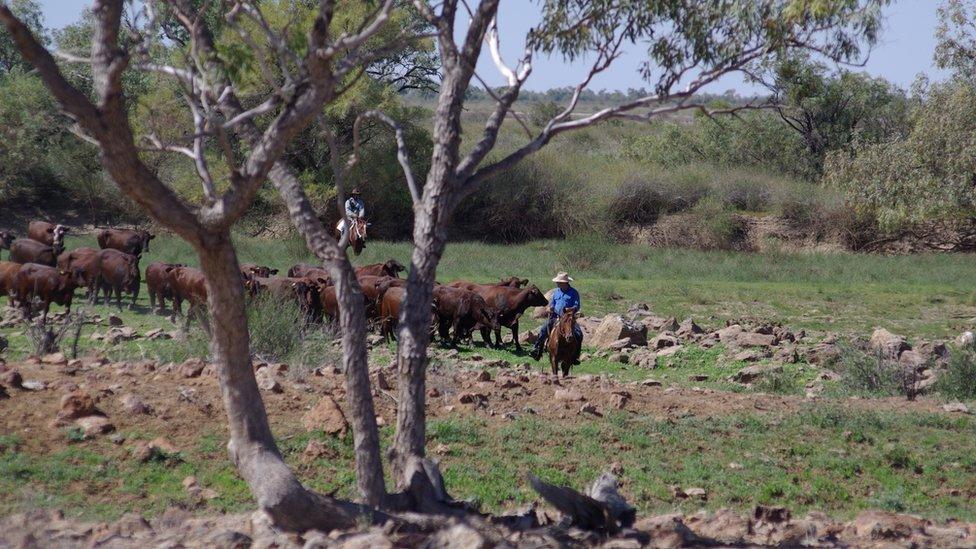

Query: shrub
529 101 564 127
754 369 801 395
935 342 976 401
837 347 920 400
248 293 307 363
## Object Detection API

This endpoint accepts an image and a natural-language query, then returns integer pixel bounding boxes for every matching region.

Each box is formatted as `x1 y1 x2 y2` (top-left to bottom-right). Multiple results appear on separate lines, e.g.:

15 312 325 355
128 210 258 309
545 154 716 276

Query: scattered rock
716 324 744 342
868 328 911 359
943 402 969 414
630 349 657 369
120 393 151 415
608 352 629 364
0 369 23 389
675 318 704 339
590 314 648 349
303 396 348 436
754 505 791 523
639 379 662 387
255 368 283 393
108 314 124 326
688 374 709 382
132 438 181 462
579 402 602 416
40 352 67 365
656 345 683 359
476 370 491 382
144 328 171 341
672 486 707 500
58 390 100 421
427 387 441 398
554 389 584 402
609 393 629 410
731 364 782 384
649 332 679 350
851 510 926 540
302 440 335 462
732 349 768 362
179 358 206 378
735 332 777 348
957 330 975 348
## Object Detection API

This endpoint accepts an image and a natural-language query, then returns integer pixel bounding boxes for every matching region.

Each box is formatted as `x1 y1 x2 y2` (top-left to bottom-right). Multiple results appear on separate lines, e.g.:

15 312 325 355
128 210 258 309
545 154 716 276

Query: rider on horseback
338 188 366 239
530 272 583 363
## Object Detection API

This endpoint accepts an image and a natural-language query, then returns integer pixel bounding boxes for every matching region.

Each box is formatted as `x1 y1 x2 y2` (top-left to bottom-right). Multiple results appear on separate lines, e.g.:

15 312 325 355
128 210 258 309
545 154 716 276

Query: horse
336 217 368 256
546 307 581 377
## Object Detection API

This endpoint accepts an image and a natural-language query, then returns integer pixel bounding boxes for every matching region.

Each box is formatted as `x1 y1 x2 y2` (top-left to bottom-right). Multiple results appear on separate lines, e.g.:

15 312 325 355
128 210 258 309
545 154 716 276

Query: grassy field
4 404 976 522
3 232 974 362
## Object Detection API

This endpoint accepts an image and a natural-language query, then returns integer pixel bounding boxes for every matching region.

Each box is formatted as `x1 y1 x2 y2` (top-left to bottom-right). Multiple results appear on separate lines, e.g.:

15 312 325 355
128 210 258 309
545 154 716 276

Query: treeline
2 0 975 251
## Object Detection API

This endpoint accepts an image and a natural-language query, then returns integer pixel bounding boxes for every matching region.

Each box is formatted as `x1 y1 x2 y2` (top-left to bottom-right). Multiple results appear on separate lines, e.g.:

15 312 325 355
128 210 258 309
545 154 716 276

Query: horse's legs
549 351 558 376
561 360 571 377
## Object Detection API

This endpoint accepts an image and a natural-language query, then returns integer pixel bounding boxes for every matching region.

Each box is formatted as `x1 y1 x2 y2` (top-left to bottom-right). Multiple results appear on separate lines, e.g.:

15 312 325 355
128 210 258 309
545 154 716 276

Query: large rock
868 328 910 359
716 324 744 343
76 416 115 437
179 358 206 378
58 390 99 421
649 332 679 350
735 332 778 348
850 510 926 541
303 396 348 436
589 314 648 349
675 318 704 339
731 364 782 384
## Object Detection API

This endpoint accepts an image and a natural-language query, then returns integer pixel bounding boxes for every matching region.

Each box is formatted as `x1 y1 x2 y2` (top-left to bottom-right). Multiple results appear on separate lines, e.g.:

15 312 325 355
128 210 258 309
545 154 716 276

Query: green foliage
0 0 46 73
935 342 976 400
824 79 976 229
529 101 563 127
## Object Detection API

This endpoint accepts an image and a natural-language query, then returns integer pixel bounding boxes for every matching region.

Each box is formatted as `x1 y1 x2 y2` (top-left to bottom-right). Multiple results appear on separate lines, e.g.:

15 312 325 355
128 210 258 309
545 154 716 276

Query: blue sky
40 0 949 93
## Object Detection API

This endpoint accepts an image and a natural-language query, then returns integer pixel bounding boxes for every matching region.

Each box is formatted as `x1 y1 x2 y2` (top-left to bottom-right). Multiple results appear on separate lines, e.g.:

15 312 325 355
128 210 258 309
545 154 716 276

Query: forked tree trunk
196 231 372 530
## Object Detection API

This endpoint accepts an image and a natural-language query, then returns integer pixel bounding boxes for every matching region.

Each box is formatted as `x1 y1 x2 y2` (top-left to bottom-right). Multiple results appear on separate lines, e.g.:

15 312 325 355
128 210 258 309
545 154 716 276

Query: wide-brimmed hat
350 188 362 195
552 272 574 283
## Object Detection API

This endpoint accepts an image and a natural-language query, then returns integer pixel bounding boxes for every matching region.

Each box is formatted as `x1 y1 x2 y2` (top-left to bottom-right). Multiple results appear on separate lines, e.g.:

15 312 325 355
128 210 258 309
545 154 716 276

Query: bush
754 369 802 395
248 293 308 362
529 101 563 127
935 343 976 401
837 347 921 400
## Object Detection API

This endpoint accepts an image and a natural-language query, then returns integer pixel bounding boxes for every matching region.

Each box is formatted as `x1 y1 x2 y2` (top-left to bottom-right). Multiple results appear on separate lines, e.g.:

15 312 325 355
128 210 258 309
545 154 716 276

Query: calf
10 239 58 266
28 221 67 250
146 262 184 313
1 230 16 259
355 259 406 278
448 282 548 351
241 263 279 278
13 263 81 321
170 266 208 316
97 249 141 308
0 260 20 306
97 228 155 256
432 286 499 345
57 247 102 302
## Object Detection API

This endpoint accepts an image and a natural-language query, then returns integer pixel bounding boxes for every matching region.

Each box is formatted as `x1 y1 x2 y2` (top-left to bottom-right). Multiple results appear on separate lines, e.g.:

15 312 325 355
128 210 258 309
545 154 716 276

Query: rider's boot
530 345 543 361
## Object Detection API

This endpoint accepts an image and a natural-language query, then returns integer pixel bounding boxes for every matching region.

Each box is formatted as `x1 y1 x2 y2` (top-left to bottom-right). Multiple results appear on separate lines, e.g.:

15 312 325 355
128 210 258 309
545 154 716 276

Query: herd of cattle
0 221 550 348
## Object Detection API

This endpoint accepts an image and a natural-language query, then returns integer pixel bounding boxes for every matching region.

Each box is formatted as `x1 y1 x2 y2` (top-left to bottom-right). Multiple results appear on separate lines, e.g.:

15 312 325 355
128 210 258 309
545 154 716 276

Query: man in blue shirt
337 188 366 238
530 271 583 363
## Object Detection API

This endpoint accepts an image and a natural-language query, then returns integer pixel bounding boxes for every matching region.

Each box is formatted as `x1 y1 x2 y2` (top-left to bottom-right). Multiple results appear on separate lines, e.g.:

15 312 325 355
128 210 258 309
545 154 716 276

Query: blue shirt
550 286 581 316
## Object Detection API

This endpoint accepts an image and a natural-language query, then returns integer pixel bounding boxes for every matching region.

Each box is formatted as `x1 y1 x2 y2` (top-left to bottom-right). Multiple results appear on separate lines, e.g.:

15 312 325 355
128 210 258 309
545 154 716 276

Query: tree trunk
196 230 371 530
268 164 387 507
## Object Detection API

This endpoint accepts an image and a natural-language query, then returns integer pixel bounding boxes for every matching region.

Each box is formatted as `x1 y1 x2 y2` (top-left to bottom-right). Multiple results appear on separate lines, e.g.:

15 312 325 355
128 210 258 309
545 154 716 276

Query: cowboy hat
552 272 574 283
350 188 362 195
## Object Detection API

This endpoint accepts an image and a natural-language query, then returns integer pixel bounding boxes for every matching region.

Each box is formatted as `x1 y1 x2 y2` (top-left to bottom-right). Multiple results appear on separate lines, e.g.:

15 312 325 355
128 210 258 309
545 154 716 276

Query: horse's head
350 218 368 255
557 307 578 340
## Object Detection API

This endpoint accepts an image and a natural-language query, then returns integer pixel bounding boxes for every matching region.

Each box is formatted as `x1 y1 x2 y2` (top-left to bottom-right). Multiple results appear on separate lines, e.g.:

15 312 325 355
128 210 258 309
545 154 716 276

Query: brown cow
378 286 406 340
496 276 529 288
252 276 322 322
1 230 17 259
432 286 499 345
447 282 548 351
28 221 67 249
97 249 140 308
241 263 279 278
357 275 407 319
9 239 58 266
97 228 155 256
13 263 82 321
57 247 101 302
0 260 21 306
146 262 184 313
170 266 207 316
317 284 375 324
355 259 406 278
287 263 330 280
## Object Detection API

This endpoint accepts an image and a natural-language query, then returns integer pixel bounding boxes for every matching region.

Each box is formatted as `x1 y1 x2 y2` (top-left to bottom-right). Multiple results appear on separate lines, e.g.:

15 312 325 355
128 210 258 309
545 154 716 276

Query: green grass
3 232 973 361
5 404 976 522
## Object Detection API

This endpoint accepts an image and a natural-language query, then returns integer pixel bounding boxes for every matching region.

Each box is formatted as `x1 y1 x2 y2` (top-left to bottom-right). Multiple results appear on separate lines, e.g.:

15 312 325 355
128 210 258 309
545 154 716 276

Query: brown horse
546 307 581 377
337 218 368 256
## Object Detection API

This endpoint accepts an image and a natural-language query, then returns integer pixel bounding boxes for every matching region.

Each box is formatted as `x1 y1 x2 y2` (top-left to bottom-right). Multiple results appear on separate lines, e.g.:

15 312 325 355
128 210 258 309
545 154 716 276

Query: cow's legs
511 321 521 352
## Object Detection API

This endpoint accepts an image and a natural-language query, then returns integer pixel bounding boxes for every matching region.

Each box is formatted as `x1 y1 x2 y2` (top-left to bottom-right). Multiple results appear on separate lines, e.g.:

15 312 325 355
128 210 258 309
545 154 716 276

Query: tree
0 0 44 72
823 0 976 244
0 0 889 533
769 53 909 173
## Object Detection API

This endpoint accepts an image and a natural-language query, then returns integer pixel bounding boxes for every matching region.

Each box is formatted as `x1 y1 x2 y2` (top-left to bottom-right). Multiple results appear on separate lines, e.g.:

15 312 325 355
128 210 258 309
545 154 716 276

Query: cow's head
384 259 406 277
0 230 15 250
241 272 260 296
525 285 549 307
140 230 156 252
